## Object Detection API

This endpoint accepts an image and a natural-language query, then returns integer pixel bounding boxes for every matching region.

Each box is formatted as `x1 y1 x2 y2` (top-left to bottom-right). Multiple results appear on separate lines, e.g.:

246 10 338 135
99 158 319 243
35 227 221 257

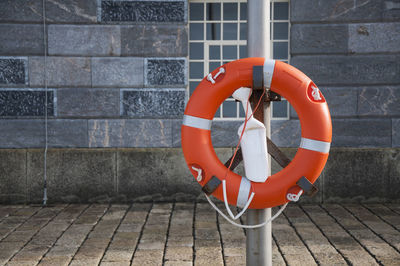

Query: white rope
222 179 254 220
205 193 288 229
42 0 48 206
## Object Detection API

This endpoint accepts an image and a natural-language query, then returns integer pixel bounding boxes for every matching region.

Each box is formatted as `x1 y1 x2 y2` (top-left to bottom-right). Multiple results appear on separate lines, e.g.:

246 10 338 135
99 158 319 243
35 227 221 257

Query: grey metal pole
246 1 272 266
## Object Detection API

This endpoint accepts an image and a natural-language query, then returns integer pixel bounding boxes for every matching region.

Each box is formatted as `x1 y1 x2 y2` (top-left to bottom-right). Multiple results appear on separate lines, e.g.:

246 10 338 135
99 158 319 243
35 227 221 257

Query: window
189 0 290 120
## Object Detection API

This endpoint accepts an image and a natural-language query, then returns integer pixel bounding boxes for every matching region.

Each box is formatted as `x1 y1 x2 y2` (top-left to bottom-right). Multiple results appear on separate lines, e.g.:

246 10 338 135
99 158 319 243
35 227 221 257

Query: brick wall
0 0 399 203
0 0 187 149
290 0 400 148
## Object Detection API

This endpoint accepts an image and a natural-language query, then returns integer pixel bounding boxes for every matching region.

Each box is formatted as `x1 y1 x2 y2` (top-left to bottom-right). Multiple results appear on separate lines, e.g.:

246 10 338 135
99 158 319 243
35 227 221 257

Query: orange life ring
181 57 332 209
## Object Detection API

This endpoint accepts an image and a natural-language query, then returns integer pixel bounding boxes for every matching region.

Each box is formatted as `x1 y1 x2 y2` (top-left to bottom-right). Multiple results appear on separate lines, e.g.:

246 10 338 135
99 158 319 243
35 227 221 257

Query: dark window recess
0 59 26 85
101 1 185 22
147 59 185 85
0 91 54 116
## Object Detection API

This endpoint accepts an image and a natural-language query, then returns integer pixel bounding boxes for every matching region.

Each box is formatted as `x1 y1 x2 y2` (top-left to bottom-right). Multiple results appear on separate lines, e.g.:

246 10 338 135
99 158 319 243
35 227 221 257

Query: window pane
206 23 221 40
190 23 203 40
223 23 237 40
274 2 289 20
223 3 238 20
190 81 199 95
223 101 237 117
209 62 221 72
273 101 288 118
273 42 288 59
190 43 203 60
214 107 221 118
273 22 289 40
239 45 247 58
239 102 245 117
207 3 221 20
190 3 204 20
223 45 237 59
209 45 220 59
240 23 247 40
190 62 204 79
240 3 247 20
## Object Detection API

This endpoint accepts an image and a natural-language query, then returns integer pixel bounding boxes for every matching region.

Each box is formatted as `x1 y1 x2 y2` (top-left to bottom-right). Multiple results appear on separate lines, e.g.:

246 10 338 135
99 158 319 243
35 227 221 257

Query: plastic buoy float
181 57 332 209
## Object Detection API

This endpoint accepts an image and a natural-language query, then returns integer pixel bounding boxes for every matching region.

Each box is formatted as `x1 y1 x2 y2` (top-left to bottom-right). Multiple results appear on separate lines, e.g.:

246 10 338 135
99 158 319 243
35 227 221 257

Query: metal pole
246 1 272 266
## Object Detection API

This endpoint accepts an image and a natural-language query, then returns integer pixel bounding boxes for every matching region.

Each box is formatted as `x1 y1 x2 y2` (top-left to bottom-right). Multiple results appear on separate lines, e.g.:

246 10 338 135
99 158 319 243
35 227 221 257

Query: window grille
189 0 290 120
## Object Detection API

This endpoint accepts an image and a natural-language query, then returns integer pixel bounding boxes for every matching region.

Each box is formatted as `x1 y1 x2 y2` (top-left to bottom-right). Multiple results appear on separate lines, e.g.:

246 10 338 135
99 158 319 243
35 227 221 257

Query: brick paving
0 203 398 265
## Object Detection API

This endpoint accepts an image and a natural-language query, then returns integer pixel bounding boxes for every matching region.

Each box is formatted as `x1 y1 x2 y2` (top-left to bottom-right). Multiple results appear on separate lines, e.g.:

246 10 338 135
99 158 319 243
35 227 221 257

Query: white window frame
188 0 290 120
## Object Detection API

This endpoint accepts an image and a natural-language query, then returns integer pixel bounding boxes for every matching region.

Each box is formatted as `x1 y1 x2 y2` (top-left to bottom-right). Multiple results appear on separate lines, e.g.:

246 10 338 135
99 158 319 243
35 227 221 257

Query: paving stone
0 119 88 148
88 119 173 148
331 119 392 147
146 58 186 86
122 89 185 118
101 0 185 22
291 55 400 86
291 24 348 54
349 22 400 53
131 249 163 266
27 149 116 203
58 88 119 117
29 57 91 87
0 24 44 55
358 86 400 116
324 204 400 264
164 246 192 261
291 0 383 23
121 25 187 57
0 57 27 85
0 0 97 23
48 25 121 56
0 90 54 117
92 57 143 87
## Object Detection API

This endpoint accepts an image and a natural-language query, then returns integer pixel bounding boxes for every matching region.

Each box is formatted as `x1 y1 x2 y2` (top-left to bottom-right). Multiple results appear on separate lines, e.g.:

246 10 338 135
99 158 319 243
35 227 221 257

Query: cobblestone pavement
0 203 399 265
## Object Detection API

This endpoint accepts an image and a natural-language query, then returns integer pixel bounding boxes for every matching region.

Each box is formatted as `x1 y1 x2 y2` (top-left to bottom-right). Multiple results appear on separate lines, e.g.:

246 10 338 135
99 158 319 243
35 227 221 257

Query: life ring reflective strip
181 57 332 209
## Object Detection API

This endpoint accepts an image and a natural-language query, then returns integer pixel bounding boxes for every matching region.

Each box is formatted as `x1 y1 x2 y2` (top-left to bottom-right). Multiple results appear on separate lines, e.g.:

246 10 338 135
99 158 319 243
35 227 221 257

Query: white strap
182 115 212 130
236 177 251 208
300 138 330 153
222 180 254 220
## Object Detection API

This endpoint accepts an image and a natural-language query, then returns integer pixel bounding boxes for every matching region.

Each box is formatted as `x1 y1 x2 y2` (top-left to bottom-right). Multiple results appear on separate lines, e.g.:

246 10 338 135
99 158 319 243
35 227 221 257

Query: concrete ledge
0 147 398 204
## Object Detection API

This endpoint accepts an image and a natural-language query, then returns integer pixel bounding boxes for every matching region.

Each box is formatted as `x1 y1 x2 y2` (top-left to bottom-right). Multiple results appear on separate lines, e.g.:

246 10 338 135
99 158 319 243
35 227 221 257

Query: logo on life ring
307 83 325 103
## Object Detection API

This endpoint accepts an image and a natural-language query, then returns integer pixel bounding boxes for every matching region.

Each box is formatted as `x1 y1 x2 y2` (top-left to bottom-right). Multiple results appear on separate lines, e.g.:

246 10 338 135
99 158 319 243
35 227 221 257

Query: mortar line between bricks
383 204 400 216
98 204 133 264
129 202 153 266
298 205 352 265
341 204 400 254
192 201 197 266
162 201 176 266
271 232 288 266
68 203 112 266
0 206 43 242
5 204 69 264
282 211 320 266
35 204 92 266
216 211 226 266
362 204 400 233
319 204 383 266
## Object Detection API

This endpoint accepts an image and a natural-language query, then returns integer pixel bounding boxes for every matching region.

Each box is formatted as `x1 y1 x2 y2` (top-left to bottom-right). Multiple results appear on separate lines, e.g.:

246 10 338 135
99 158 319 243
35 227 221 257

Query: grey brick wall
290 0 400 148
0 0 399 204
0 0 188 149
